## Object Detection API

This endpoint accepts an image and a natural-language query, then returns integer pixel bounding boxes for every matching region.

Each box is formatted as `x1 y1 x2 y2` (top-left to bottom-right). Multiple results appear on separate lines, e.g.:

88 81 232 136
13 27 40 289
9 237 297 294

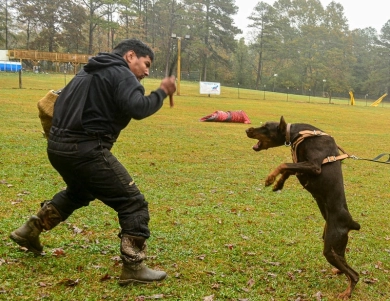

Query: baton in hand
168 55 177 108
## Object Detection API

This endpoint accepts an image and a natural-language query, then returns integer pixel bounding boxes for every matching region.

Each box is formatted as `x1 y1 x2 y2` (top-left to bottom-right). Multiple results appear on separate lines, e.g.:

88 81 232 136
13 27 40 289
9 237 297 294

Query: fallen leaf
58 278 80 286
11 199 23 205
100 273 112 282
72 226 83 234
149 295 164 299
136 295 165 300
363 278 378 284
17 191 30 196
197 254 206 260
247 278 255 288
287 271 295 280
313 291 323 300
203 295 214 301
52 248 66 257
39 293 50 298
294 294 308 301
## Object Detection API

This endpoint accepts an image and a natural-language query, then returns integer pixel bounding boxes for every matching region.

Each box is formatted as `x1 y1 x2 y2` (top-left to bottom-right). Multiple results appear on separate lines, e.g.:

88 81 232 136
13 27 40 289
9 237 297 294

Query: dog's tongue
253 141 261 151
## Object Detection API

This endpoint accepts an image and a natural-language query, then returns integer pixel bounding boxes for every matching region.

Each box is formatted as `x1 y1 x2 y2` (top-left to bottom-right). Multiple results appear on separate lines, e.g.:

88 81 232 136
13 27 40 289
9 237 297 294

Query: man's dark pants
47 138 150 238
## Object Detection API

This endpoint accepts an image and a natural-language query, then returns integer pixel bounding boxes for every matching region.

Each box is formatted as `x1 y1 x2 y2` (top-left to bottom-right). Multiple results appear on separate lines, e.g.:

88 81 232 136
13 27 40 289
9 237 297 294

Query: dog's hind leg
322 219 359 300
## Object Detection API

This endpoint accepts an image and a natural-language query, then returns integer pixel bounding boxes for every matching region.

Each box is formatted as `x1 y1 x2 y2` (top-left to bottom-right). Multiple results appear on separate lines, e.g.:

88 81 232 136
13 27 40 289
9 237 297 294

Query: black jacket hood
84 52 128 73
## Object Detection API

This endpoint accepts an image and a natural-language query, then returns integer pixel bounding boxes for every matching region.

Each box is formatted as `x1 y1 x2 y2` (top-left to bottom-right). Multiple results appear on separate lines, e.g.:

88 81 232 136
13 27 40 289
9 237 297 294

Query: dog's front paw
265 175 275 186
272 183 283 192
272 177 286 191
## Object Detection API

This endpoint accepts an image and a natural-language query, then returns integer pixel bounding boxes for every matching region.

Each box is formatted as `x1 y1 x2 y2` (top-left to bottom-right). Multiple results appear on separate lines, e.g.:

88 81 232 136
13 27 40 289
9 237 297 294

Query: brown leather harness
285 123 349 164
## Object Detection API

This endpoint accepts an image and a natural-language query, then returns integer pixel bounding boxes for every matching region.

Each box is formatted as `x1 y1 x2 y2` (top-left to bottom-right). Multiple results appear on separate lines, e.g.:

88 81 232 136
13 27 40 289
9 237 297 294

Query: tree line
1 0 390 99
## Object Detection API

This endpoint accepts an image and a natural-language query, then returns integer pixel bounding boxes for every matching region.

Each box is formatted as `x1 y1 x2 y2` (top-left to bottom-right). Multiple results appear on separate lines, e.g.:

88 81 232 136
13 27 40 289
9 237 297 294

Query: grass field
0 73 389 300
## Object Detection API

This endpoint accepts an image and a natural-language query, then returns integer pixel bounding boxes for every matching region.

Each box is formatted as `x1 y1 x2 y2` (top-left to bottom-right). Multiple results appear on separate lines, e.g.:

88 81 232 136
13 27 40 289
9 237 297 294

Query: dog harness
285 123 349 164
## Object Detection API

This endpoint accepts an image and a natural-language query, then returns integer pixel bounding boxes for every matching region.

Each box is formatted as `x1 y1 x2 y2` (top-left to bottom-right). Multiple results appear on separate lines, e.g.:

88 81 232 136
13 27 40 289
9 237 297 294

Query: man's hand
160 76 176 107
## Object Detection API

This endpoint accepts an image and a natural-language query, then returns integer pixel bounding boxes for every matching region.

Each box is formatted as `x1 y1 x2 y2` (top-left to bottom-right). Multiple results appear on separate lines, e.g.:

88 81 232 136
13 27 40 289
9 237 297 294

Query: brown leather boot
118 234 166 285
10 202 62 255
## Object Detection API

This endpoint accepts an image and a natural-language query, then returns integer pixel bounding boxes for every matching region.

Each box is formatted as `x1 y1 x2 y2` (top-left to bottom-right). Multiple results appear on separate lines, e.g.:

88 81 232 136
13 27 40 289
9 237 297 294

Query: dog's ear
278 116 287 133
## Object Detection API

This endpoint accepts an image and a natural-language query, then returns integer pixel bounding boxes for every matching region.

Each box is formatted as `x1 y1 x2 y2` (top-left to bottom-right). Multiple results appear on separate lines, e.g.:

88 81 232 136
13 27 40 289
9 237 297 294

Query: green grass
0 73 389 300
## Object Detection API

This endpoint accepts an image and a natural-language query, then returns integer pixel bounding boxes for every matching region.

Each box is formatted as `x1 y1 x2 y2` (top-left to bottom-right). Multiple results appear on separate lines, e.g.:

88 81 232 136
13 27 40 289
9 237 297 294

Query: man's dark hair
113 39 154 61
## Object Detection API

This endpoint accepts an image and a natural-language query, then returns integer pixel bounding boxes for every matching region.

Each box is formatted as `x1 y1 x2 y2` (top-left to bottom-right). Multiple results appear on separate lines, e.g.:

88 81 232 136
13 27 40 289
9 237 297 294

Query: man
10 39 176 285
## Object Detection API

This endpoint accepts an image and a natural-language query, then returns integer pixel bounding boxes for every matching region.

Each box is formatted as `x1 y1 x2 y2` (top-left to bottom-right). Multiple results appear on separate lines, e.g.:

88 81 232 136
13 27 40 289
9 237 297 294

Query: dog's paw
265 176 275 186
272 184 283 192
338 291 352 300
272 179 285 191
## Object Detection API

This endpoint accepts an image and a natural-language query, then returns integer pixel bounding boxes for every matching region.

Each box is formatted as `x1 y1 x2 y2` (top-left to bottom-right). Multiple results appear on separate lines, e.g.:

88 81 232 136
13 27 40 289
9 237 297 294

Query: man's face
124 50 152 81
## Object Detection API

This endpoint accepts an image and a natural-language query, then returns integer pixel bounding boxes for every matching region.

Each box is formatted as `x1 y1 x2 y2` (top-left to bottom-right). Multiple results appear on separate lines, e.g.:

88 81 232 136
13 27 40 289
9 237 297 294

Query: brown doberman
246 116 360 299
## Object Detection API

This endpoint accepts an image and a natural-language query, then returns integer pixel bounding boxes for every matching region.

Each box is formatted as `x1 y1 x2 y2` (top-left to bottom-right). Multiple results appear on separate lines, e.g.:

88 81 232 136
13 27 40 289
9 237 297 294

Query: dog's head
246 116 288 151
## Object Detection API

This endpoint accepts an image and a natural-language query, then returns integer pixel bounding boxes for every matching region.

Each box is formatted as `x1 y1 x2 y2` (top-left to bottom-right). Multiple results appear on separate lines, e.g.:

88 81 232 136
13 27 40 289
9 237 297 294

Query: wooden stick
168 53 177 108
169 94 174 108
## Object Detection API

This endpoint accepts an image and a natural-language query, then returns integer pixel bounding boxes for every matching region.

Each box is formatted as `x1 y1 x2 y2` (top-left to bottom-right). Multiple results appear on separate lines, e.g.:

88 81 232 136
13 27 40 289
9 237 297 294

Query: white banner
199 81 221 95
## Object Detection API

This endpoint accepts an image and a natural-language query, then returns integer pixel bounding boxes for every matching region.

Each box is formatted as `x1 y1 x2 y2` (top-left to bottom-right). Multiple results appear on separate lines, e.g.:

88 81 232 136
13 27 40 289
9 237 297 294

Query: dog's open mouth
253 141 262 151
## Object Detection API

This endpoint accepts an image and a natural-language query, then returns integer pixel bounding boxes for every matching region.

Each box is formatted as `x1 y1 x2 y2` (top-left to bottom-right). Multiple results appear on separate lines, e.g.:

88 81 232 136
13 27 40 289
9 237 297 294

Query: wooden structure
7 49 92 73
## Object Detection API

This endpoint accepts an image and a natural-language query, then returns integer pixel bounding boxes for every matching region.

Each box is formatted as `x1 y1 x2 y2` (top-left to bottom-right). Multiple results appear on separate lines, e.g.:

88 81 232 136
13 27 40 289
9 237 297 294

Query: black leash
349 153 390 164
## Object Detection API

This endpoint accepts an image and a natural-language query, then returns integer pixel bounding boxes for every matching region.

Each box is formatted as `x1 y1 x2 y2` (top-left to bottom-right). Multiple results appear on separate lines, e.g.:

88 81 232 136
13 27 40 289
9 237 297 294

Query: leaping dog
246 116 360 299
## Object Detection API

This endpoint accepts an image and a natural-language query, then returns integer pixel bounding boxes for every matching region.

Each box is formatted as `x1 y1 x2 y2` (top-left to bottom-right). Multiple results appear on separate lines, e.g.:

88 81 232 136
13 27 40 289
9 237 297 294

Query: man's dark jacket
51 52 166 144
